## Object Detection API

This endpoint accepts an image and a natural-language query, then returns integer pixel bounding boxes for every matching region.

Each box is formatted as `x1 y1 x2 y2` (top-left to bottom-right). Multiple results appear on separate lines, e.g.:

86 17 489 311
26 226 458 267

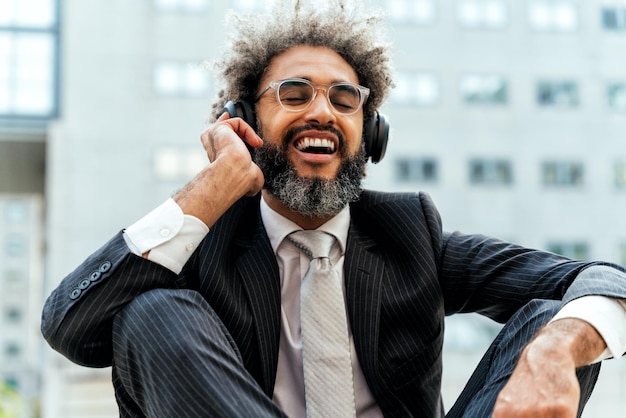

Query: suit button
90 270 102 282
99 261 112 273
79 279 91 289
70 288 81 300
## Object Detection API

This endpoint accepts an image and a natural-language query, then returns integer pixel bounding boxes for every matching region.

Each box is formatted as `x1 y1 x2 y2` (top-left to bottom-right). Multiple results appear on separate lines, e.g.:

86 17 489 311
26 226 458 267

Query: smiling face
256 45 365 180
253 45 368 226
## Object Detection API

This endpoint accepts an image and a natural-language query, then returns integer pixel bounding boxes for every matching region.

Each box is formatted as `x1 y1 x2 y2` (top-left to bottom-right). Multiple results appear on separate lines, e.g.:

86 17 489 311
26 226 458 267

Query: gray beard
253 138 367 218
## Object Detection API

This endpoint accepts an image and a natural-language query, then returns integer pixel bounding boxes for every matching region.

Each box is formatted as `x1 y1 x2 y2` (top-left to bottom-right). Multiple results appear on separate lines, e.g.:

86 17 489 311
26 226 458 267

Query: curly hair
208 0 393 122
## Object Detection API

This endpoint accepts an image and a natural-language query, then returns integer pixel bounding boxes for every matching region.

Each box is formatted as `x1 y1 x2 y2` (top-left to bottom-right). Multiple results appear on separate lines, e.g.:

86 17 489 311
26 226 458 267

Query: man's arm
493 317 605 418
491 265 626 417
173 112 264 227
41 113 263 366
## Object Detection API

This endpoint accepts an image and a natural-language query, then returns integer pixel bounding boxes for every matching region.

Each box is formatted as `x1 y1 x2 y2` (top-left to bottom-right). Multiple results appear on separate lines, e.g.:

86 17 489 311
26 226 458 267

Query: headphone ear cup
221 100 257 133
363 112 389 164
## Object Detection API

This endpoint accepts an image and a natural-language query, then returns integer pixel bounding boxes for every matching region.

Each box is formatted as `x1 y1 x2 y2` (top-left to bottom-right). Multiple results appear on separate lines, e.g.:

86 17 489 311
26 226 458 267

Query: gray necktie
288 230 356 418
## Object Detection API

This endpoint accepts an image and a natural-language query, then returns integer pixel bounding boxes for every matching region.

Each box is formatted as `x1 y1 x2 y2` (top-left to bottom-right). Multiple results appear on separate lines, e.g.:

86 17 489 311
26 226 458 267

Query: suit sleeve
416 193 626 323
41 232 179 367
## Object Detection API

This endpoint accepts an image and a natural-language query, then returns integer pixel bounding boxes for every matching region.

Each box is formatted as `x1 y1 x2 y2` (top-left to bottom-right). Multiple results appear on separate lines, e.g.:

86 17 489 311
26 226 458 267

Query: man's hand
492 318 605 417
173 112 264 227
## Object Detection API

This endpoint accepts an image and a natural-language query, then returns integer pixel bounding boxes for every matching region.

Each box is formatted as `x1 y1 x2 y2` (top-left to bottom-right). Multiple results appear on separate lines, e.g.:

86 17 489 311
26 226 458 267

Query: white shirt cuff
123 198 209 274
550 295 626 363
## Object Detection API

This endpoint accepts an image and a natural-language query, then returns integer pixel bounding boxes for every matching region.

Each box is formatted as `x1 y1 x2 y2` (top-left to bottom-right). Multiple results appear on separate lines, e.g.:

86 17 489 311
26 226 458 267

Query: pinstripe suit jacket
42 190 626 417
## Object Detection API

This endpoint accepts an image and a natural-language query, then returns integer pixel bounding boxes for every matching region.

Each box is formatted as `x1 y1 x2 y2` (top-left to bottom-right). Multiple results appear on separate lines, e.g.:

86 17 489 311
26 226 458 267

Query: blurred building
0 194 44 417
1 0 625 417
1 0 53 416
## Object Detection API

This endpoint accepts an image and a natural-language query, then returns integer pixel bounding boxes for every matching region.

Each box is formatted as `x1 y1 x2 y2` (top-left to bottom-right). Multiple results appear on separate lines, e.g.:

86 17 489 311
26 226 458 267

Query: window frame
615 161 626 189
469 158 514 185
459 73 509 105
541 161 584 186
546 241 589 260
395 157 439 183
457 0 509 29
536 80 579 108
389 71 440 106
601 6 626 30
153 0 211 13
527 0 579 32
0 0 60 122
607 83 626 111
153 60 211 97
387 0 438 25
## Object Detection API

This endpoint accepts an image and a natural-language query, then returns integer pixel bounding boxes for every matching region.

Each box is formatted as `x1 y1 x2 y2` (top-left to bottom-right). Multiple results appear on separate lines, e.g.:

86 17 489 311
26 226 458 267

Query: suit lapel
344 219 385 393
235 212 282 395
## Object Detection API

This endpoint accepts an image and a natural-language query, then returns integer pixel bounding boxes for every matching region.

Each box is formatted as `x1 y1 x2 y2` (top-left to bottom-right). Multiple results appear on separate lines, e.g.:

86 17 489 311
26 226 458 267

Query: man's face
255 45 365 181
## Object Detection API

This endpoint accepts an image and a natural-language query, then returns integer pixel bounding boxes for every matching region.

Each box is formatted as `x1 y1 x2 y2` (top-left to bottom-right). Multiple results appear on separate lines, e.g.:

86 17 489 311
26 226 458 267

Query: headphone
221 100 389 163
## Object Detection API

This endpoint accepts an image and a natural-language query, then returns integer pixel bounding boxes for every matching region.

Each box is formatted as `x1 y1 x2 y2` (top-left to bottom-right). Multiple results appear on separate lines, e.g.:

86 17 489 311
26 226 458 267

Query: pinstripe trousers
111 289 600 418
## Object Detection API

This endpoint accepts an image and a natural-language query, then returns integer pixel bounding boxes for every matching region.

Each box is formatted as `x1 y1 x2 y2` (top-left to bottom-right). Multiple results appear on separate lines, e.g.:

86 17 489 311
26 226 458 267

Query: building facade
1 0 625 416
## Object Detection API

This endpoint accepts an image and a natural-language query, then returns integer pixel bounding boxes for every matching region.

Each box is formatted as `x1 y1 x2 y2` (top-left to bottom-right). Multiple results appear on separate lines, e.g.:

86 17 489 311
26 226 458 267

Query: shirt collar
260 196 350 256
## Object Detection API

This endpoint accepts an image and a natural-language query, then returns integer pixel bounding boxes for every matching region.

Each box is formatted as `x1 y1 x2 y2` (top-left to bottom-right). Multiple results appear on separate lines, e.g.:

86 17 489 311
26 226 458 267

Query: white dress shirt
123 198 626 416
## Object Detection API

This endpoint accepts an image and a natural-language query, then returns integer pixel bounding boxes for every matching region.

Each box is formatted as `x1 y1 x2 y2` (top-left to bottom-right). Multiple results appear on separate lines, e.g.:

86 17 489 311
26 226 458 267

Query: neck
261 190 337 230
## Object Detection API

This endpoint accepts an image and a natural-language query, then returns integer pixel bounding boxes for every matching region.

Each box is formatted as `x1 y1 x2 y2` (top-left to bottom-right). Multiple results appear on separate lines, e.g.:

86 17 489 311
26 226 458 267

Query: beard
253 124 367 218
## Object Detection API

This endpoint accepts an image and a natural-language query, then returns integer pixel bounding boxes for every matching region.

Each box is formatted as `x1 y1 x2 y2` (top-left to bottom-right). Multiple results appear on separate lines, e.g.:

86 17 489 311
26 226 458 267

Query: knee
113 288 209 354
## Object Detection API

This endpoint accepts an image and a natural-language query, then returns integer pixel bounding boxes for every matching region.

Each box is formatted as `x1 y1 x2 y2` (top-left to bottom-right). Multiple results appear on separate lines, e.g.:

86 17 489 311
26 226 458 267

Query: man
42 1 626 417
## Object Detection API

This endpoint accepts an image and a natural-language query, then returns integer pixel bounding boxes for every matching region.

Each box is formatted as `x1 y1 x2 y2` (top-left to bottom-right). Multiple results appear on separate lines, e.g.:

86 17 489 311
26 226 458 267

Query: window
542 161 583 186
395 158 438 182
5 234 26 257
154 0 210 12
4 199 29 223
460 74 508 105
390 72 440 106
528 1 578 31
469 159 513 185
4 376 18 391
388 0 437 24
0 0 59 119
620 244 626 268
615 161 626 189
536 81 578 107
154 147 208 181
5 307 22 323
457 0 508 28
153 61 210 97
547 242 589 260
4 342 21 358
3 269 23 288
602 7 626 30
231 0 277 12
608 84 626 110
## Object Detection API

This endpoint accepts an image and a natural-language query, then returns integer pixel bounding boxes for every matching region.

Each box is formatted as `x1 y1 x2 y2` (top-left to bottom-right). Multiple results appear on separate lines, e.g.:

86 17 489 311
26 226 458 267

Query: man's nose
304 89 336 125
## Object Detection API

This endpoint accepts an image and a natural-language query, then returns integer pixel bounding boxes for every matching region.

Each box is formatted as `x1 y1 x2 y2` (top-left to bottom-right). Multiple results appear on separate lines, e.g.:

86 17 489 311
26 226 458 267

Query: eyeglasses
256 78 370 116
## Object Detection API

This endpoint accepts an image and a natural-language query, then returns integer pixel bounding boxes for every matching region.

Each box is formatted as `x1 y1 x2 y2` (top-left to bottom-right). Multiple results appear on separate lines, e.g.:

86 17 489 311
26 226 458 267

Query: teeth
295 137 336 152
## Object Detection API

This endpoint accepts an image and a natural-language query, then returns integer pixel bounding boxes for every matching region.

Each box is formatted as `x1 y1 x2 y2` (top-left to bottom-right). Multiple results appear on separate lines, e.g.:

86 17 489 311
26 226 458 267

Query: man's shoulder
350 189 443 251
351 189 440 228
356 189 434 210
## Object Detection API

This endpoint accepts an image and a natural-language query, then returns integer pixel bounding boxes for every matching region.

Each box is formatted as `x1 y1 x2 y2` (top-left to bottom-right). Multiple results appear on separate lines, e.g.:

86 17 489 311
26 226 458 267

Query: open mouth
294 137 336 154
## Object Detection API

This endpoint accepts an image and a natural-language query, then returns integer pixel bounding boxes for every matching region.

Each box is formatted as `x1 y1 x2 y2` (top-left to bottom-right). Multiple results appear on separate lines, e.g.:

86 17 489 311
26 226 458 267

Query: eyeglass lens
278 80 362 114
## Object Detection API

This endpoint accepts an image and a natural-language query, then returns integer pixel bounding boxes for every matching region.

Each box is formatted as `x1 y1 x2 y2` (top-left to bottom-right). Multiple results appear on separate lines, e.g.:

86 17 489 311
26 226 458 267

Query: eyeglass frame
255 78 371 116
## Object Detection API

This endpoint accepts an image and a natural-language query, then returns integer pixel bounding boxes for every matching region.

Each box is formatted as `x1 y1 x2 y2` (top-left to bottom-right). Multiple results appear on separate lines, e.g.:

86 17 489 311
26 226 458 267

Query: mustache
281 124 345 152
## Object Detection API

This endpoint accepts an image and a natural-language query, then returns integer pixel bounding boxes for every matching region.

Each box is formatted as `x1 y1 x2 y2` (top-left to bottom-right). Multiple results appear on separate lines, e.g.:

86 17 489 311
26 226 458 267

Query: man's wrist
550 295 626 362
123 198 209 274
530 318 606 368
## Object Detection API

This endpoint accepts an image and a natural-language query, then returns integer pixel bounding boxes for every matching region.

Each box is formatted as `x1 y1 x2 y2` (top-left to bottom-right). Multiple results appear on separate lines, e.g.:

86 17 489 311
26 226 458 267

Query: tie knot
288 230 336 260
